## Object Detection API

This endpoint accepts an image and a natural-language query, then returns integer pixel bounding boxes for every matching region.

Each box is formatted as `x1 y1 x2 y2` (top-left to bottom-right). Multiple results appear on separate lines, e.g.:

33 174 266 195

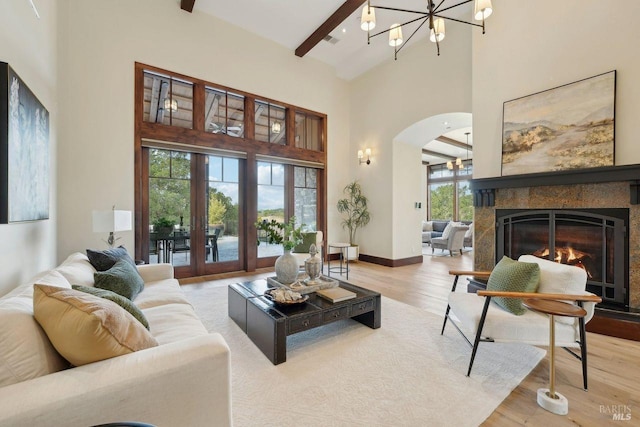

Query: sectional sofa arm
136 263 174 282
0 333 232 427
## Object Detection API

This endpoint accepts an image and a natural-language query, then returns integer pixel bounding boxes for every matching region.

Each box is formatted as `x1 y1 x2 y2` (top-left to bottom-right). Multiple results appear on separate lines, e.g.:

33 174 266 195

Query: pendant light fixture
361 0 493 60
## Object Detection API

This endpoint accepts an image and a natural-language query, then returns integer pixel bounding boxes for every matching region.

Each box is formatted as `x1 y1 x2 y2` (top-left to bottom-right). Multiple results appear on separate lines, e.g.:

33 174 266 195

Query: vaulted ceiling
179 0 474 165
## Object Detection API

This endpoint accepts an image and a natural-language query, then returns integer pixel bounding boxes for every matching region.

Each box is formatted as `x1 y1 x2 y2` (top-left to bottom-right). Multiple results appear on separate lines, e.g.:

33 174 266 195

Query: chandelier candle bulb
388 23 403 47
429 18 445 42
360 4 376 31
474 0 493 21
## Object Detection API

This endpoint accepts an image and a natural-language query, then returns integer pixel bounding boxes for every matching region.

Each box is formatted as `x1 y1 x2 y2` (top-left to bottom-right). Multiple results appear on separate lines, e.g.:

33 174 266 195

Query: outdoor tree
149 150 191 227
429 183 454 220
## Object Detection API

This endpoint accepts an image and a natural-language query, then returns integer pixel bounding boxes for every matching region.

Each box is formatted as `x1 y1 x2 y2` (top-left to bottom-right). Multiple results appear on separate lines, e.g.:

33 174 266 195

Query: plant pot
275 249 299 284
347 245 359 261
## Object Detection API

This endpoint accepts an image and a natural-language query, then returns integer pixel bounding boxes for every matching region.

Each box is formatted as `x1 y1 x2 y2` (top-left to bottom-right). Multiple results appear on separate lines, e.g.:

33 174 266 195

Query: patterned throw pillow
33 285 157 367
94 259 144 300
86 246 137 272
487 256 541 315
72 285 149 329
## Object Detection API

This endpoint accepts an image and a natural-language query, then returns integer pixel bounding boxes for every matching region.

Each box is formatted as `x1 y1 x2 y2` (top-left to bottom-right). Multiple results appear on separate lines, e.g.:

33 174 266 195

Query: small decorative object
304 244 322 284
255 216 304 285
264 288 308 306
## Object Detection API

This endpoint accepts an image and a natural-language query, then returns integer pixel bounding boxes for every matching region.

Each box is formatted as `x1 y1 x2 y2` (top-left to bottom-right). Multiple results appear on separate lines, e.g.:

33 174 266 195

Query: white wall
349 23 472 260
473 0 640 178
57 0 351 262
0 1 57 296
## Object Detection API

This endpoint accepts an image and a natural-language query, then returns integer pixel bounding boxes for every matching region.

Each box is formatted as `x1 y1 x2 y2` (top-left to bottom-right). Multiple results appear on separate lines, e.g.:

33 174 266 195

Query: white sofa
0 252 232 427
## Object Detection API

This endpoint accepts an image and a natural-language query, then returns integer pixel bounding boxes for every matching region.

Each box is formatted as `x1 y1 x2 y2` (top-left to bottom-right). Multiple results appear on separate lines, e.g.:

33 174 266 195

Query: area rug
182 284 545 427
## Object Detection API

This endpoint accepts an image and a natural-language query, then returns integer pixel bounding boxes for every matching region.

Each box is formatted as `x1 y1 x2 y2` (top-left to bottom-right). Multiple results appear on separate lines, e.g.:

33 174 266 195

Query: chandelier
361 0 493 60
447 131 471 170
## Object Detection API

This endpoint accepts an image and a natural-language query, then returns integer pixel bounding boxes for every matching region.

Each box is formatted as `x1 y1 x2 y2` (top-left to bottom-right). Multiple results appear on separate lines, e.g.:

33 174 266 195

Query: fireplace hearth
496 209 628 310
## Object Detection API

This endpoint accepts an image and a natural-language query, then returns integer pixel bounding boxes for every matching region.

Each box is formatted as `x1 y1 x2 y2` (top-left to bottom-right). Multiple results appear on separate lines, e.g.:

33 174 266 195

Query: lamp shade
474 0 493 20
429 18 445 42
388 23 403 47
93 210 132 233
360 5 376 31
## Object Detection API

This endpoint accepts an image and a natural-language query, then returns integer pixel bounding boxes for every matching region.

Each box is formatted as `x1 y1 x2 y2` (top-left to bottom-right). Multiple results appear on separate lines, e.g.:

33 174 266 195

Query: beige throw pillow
33 284 158 366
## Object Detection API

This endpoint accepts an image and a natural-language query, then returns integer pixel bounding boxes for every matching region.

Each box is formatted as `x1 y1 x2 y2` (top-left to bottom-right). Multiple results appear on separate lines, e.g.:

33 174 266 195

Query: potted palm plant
337 181 371 260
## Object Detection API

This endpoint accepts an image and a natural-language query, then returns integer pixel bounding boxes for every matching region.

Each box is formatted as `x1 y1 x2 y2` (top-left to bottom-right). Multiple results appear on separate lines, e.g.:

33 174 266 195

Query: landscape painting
502 71 615 176
0 62 50 223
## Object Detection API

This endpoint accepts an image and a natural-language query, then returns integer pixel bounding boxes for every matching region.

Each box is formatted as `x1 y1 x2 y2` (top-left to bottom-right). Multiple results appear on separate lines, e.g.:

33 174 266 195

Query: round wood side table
523 298 587 416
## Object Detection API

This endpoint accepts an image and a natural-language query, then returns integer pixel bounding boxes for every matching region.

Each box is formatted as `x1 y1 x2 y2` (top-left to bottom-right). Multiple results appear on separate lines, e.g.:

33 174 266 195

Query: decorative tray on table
263 288 309 306
267 275 339 294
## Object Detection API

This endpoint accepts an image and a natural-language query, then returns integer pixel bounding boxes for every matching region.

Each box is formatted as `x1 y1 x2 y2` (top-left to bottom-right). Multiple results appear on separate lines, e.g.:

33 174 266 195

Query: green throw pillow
86 246 137 272
292 232 317 254
487 256 540 315
72 285 150 329
94 259 144 300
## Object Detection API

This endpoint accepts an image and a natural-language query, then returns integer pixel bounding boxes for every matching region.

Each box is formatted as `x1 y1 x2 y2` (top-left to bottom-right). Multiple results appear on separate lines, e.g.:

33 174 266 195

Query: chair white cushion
448 292 580 347
518 254 591 324
422 221 433 232
464 223 473 238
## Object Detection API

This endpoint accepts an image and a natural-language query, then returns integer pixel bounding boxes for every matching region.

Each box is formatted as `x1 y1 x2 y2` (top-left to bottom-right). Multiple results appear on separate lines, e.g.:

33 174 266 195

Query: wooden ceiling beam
422 149 457 160
181 0 196 13
295 0 366 58
435 136 473 151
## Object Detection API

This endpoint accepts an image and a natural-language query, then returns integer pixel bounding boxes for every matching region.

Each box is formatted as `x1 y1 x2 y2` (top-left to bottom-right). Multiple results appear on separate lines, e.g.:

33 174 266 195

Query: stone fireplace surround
471 165 640 312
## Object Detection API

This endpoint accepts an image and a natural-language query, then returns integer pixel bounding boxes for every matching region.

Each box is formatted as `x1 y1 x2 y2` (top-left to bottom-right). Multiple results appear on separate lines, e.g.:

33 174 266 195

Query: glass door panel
205 156 240 264
257 161 285 258
294 167 317 230
148 149 191 268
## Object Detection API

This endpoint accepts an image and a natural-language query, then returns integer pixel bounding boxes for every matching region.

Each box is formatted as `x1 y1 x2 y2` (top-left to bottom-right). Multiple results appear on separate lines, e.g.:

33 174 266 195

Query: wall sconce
163 98 178 113
358 148 371 165
271 121 282 134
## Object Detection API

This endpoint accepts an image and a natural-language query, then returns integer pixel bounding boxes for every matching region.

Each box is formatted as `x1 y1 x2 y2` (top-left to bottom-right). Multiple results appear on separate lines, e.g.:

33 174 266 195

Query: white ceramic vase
275 249 299 284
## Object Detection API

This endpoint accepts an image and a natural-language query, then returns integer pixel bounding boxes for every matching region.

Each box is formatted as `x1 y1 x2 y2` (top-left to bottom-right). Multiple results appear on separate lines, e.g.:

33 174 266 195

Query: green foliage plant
337 181 371 246
255 216 303 251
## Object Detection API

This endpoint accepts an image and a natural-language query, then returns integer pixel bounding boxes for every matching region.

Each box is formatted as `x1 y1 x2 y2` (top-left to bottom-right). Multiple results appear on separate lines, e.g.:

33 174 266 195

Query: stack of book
316 287 356 303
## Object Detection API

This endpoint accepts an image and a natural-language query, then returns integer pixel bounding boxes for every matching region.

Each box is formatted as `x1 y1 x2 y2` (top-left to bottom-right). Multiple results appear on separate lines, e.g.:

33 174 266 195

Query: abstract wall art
0 62 49 223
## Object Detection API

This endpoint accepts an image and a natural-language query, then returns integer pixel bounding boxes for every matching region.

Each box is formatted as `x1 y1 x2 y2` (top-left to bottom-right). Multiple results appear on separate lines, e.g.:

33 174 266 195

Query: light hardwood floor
182 249 640 426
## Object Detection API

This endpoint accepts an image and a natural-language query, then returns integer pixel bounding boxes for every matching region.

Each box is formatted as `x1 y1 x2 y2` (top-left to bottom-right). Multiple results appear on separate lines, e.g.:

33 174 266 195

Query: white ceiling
189 0 475 164
190 0 474 80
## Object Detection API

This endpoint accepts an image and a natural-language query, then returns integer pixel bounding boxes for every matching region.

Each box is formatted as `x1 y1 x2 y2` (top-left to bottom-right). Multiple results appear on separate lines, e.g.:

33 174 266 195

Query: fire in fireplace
496 209 629 310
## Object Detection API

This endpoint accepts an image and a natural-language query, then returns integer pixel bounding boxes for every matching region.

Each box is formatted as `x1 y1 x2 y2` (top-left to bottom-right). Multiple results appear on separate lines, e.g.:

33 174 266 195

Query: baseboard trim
358 254 423 267
586 309 640 341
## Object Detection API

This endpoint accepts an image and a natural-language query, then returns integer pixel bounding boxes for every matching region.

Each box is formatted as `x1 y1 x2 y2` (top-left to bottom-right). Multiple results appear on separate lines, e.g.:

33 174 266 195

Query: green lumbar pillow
292 232 317 254
487 256 540 315
94 259 144 300
72 285 150 329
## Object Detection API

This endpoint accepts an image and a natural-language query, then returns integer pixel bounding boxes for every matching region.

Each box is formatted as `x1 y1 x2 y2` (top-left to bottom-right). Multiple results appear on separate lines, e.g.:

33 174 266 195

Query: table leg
549 314 556 399
536 313 568 415
345 246 349 280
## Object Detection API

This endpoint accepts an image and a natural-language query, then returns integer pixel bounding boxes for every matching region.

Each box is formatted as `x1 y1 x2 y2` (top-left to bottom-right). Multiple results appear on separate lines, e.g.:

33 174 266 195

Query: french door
142 148 243 277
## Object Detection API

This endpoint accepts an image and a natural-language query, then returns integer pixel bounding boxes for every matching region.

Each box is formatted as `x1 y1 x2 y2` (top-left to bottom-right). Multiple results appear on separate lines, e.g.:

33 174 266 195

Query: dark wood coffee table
228 279 381 365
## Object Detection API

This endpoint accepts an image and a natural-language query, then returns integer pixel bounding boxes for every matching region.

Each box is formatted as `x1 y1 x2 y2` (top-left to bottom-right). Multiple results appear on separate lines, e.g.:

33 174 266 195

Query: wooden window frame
134 62 328 275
